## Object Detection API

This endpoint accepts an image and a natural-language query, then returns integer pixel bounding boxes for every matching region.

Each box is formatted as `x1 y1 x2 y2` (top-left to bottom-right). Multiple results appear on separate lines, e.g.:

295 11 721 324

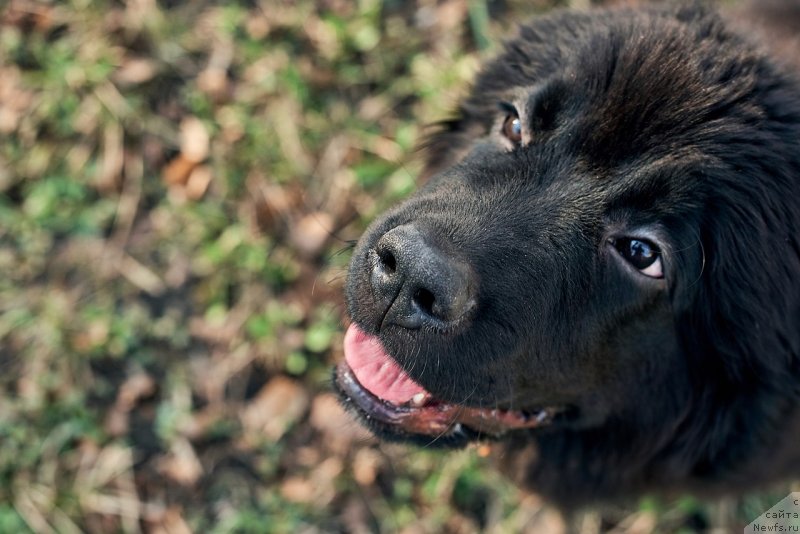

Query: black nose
370 224 476 329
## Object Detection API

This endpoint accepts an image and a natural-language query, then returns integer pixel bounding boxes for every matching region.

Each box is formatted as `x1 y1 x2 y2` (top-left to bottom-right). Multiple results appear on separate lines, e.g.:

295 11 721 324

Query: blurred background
0 0 794 532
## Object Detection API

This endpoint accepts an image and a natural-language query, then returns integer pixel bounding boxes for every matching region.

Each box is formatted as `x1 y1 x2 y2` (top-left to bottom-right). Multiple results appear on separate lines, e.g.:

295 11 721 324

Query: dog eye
612 237 664 278
498 101 522 146
502 115 523 144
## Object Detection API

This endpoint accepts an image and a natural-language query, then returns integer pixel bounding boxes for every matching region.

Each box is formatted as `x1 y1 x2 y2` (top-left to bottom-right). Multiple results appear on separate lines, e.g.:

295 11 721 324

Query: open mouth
335 324 562 440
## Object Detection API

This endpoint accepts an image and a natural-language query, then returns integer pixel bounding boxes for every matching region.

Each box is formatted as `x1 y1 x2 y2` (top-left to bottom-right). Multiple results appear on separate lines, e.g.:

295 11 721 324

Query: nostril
377 248 397 273
369 224 476 330
413 288 436 316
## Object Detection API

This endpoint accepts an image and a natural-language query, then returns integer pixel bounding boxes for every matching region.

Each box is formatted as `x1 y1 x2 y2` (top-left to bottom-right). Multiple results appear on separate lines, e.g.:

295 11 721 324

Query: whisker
684 227 706 289
330 241 358 258
422 376 480 448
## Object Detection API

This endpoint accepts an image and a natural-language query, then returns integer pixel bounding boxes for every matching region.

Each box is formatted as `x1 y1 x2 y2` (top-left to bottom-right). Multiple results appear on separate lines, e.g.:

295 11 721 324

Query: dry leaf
72 317 110 352
289 211 334 258
117 373 156 409
247 176 304 235
97 122 124 192
309 457 342 506
163 155 195 187
104 408 128 437
280 458 342 506
104 372 156 436
245 15 270 39
280 477 315 504
158 439 203 486
341 498 373 534
185 164 213 200
352 448 382 486
113 58 158 86
148 506 193 534
240 376 310 442
3 1 54 32
197 68 228 101
309 393 373 453
179 116 209 164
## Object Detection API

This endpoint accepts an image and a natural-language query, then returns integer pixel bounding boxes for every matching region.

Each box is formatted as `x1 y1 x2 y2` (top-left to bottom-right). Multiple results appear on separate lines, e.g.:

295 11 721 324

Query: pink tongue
343 324 428 404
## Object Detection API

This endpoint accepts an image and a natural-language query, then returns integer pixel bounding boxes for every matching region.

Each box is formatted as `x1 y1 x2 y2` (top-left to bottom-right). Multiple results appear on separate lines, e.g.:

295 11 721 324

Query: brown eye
502 114 523 145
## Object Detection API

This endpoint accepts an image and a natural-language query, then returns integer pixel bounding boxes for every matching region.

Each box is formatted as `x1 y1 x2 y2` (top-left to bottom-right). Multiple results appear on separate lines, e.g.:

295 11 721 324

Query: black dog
335 2 800 508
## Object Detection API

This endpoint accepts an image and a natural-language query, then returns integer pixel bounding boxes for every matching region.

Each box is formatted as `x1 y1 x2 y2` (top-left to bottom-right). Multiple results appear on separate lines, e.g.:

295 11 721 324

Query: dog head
335 4 800 502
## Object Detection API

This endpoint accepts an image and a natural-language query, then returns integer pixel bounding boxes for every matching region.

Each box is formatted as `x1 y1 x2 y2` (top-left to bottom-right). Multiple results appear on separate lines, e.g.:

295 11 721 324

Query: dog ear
678 178 800 390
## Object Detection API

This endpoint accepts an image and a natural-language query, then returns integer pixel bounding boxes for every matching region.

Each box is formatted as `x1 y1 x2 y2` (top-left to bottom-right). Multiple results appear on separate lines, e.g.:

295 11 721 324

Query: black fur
343 3 800 508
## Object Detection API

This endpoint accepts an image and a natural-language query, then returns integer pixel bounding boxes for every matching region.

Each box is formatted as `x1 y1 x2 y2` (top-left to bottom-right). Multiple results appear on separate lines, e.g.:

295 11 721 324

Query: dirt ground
0 0 794 532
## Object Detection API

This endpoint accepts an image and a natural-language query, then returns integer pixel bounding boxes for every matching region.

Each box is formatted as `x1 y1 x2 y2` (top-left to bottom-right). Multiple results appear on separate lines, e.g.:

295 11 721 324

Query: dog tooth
411 392 427 407
535 410 548 423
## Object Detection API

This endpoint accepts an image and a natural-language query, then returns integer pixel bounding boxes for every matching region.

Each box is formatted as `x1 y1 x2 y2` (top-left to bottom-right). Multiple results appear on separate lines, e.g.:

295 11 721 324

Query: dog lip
335 358 561 438
336 362 456 436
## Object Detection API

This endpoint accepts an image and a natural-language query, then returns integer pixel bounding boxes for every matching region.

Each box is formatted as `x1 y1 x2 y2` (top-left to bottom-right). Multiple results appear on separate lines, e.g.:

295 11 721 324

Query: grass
0 0 794 532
